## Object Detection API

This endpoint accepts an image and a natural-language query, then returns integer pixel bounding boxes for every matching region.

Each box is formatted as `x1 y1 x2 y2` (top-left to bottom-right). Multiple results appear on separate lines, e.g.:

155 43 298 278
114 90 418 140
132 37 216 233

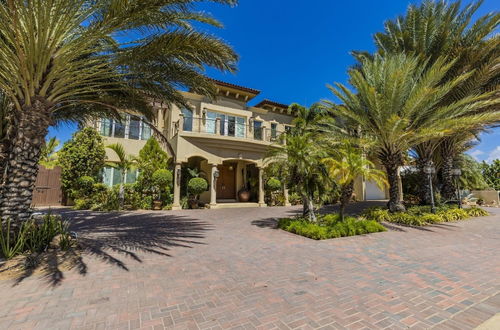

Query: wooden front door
32 165 63 207
217 164 236 199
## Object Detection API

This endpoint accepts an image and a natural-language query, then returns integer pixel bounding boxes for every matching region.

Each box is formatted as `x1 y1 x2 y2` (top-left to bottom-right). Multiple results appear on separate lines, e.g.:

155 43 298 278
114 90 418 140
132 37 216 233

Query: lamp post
423 164 436 213
451 168 462 209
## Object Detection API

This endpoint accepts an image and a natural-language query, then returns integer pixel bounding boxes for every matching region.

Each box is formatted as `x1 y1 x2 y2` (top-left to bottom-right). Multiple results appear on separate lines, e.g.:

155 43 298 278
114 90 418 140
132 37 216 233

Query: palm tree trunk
441 153 456 200
382 154 406 213
302 194 317 222
0 101 51 221
417 157 433 205
339 181 354 221
119 171 126 209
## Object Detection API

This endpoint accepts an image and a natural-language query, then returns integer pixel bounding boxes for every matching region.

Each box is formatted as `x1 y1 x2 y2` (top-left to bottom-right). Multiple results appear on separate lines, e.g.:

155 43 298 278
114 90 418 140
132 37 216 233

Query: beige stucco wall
471 190 500 206
103 136 147 161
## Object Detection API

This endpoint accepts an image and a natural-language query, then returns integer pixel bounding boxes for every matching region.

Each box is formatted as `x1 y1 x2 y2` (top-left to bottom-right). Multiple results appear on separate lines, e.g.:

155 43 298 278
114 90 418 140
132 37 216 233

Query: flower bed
362 206 489 226
277 214 386 240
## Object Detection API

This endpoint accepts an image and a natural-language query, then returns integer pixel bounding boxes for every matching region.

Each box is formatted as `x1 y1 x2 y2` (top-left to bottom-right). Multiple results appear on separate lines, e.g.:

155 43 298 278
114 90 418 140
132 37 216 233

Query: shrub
152 169 173 188
188 178 208 196
278 214 386 240
140 196 153 210
288 192 302 205
75 176 95 198
73 199 91 210
362 207 391 222
439 208 469 222
0 215 73 260
266 177 281 192
466 207 489 217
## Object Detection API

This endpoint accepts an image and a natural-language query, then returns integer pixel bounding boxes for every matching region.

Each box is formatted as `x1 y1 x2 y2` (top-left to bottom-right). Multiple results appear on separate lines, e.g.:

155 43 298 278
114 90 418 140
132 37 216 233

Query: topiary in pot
188 177 208 209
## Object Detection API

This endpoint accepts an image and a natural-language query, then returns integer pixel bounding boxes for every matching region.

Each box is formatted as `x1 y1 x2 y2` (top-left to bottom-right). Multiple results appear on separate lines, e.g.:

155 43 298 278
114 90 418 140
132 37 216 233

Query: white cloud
486 146 500 163
469 149 485 161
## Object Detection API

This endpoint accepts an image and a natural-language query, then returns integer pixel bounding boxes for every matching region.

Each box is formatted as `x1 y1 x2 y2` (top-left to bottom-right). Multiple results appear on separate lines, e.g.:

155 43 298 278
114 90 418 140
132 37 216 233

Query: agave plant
0 0 238 220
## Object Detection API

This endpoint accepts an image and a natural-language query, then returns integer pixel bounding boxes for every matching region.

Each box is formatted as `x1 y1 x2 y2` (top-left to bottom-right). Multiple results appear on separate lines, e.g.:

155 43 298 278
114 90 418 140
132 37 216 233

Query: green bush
288 192 302 205
363 205 488 226
73 198 91 210
75 176 95 198
362 207 391 222
153 169 173 188
277 214 386 240
140 196 153 210
466 207 489 217
266 177 281 192
188 178 208 196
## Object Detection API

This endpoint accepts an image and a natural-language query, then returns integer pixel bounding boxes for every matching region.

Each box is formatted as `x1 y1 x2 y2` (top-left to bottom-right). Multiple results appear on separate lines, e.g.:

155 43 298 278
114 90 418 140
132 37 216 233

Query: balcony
172 116 285 145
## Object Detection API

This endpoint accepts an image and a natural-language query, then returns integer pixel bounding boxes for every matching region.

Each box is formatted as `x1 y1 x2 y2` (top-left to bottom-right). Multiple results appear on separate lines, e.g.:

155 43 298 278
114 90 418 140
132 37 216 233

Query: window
101 166 139 187
206 112 217 134
254 121 263 140
129 117 140 140
141 122 151 140
100 119 112 137
271 123 278 139
99 115 152 140
182 108 193 132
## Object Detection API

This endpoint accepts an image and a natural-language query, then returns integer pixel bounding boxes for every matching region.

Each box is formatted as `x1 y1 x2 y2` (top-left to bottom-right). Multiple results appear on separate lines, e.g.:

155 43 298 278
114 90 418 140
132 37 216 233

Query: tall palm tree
326 54 499 212
322 142 387 221
265 133 328 222
106 143 135 209
0 0 238 220
369 0 500 202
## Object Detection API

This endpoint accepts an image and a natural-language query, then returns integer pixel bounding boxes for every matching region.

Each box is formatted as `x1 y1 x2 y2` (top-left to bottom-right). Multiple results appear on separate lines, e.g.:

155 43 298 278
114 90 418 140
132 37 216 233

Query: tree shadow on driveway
10 209 212 287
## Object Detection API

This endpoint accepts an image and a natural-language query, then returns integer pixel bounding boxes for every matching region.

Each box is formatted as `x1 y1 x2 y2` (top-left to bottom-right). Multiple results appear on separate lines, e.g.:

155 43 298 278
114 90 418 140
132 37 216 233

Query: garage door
365 180 386 200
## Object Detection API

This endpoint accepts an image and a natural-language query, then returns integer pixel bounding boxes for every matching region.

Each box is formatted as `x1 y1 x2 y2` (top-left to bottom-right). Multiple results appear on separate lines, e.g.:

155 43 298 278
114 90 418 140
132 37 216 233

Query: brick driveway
0 203 499 330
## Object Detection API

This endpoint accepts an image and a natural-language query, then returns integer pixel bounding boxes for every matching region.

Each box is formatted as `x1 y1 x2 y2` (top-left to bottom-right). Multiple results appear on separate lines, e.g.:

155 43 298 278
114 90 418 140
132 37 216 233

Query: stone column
172 163 182 210
258 167 266 207
215 117 221 135
210 164 218 208
283 182 291 207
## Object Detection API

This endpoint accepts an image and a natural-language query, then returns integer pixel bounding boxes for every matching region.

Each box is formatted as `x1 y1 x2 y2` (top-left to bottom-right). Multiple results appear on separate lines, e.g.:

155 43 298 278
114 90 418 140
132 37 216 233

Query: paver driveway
0 204 499 330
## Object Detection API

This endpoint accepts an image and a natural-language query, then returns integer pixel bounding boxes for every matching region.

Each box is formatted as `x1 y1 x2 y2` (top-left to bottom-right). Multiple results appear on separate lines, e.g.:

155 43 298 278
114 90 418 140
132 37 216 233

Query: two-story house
93 80 389 210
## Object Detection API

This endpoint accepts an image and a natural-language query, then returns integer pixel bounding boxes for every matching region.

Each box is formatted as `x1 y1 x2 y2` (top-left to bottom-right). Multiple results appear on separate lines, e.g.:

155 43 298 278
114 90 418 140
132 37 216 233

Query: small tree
152 169 173 202
188 178 208 206
136 138 170 196
323 143 387 221
106 143 135 209
481 159 500 191
58 128 106 196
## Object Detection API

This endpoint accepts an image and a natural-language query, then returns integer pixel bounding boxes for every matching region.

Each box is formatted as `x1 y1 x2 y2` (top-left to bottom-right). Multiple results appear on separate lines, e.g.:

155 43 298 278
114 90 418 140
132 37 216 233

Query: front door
217 164 236 199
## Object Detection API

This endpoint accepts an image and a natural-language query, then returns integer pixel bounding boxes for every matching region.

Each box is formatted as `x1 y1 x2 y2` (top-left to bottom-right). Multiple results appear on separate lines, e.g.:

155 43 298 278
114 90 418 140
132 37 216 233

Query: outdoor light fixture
452 168 463 209
213 170 220 181
424 164 436 213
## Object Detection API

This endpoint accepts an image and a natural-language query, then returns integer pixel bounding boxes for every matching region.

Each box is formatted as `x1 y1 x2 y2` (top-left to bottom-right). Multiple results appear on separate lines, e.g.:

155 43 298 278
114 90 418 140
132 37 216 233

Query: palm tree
106 143 135 209
39 137 60 169
0 0 238 220
265 133 328 222
0 90 10 182
326 54 499 212
322 142 387 221
369 0 500 203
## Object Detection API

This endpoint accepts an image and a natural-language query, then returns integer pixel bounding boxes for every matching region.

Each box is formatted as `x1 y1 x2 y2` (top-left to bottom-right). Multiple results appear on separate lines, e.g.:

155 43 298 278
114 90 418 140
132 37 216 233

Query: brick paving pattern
0 203 499 330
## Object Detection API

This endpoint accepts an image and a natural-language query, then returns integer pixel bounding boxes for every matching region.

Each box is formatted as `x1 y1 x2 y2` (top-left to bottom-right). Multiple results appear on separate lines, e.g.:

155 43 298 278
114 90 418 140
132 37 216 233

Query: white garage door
365 180 386 200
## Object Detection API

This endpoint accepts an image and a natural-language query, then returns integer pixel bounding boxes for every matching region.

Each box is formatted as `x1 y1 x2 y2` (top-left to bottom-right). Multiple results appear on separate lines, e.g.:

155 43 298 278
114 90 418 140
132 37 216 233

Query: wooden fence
31 165 63 207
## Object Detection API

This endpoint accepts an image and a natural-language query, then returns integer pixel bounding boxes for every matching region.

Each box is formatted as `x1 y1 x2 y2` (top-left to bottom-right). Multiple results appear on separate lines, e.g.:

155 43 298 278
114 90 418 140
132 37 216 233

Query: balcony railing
173 116 285 144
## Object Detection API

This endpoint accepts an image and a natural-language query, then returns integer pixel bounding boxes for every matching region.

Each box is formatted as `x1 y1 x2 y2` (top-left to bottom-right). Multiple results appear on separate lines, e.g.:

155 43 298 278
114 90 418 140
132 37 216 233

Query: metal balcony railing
172 116 285 144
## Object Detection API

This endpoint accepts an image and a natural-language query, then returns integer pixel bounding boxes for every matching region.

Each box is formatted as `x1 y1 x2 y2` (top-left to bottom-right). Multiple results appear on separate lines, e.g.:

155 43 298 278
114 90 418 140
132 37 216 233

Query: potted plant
188 177 208 209
238 187 251 202
152 169 173 210
265 177 282 206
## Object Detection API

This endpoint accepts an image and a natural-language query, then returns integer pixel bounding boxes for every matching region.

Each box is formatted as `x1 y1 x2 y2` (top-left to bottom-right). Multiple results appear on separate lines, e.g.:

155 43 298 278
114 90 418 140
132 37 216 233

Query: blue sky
49 0 499 162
